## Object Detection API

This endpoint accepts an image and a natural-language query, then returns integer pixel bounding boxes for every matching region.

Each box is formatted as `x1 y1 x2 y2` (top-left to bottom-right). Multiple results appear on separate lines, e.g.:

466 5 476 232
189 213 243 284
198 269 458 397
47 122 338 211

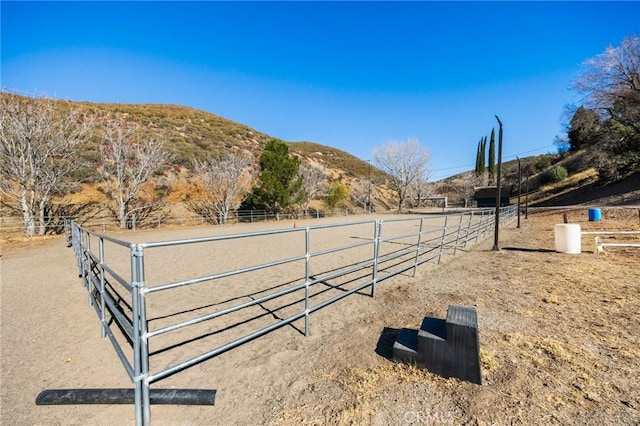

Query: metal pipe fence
69 206 516 425
1 207 385 236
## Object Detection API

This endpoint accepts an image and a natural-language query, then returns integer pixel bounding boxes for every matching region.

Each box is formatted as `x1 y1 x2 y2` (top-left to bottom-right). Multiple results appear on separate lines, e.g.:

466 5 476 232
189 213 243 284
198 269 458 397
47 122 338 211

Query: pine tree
252 138 302 214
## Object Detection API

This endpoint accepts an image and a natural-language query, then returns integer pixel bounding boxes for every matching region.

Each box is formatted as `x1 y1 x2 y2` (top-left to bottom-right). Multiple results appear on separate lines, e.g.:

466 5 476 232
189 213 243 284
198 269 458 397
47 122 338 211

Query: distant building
474 186 512 207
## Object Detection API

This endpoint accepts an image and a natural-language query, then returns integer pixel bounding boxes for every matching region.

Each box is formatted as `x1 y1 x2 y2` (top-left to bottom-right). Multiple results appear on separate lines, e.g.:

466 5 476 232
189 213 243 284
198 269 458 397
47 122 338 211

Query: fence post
71 222 82 275
482 211 491 239
64 219 71 247
130 245 142 426
453 213 464 256
412 217 424 277
130 244 150 426
304 227 311 337
80 226 91 280
98 237 107 339
438 216 449 264
464 211 474 248
371 220 382 298
83 231 91 291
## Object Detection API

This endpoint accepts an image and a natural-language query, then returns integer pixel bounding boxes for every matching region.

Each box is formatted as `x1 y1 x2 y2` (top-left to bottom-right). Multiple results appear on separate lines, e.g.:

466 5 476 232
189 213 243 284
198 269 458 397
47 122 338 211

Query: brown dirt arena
1 208 639 425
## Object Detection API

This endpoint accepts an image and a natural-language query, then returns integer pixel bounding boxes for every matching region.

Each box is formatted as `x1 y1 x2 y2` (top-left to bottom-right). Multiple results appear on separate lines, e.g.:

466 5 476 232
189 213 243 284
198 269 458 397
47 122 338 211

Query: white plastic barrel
554 224 582 254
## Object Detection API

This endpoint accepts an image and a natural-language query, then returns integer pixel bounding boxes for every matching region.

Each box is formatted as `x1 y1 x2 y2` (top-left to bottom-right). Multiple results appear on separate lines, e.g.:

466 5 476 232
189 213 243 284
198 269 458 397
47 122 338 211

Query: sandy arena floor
1 208 639 425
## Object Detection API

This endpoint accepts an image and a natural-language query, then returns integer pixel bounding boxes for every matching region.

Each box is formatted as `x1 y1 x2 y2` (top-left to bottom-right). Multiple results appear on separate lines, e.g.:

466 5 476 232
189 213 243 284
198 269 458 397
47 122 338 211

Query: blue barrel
588 208 602 221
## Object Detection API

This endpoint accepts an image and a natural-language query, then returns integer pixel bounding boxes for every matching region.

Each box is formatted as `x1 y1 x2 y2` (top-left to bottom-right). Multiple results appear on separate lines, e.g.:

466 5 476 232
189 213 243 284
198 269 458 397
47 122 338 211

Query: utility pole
525 171 529 220
367 159 372 213
516 156 521 229
493 115 503 251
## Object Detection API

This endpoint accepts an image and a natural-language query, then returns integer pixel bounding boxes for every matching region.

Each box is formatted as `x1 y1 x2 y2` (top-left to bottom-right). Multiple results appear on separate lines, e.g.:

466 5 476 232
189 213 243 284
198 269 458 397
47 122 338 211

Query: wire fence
68 205 516 425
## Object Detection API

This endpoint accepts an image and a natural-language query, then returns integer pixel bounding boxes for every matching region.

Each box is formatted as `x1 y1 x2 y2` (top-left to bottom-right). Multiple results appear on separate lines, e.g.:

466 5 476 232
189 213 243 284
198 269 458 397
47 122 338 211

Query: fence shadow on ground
149 262 382 356
69 206 517 425
502 246 556 253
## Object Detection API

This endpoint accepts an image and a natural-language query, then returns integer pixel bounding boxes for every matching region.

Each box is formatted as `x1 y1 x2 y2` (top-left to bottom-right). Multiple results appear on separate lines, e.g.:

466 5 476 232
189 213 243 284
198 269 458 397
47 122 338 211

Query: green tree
596 118 640 183
488 129 496 184
252 139 302 214
567 106 601 151
324 183 348 210
475 140 480 175
475 138 486 176
480 136 486 175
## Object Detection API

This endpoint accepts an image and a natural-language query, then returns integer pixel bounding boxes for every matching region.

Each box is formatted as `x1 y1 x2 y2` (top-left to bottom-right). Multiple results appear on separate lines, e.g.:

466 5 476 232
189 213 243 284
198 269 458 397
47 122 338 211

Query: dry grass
271 209 640 425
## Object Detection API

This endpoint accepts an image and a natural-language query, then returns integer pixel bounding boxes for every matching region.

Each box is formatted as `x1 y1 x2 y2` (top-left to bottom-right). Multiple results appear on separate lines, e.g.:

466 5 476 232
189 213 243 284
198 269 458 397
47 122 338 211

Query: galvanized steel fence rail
69 206 516 425
1 207 383 235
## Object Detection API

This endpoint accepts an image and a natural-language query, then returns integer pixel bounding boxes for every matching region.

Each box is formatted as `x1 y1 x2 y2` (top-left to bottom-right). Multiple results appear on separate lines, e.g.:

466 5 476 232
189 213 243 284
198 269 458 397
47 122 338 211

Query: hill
48 98 393 205
3 94 638 214
70 100 380 178
440 149 640 208
71 99 639 209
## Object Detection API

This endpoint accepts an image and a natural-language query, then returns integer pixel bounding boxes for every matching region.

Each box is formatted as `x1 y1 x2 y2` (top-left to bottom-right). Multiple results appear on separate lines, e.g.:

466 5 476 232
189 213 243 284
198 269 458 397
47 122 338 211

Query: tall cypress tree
475 139 483 175
480 136 487 176
488 129 496 184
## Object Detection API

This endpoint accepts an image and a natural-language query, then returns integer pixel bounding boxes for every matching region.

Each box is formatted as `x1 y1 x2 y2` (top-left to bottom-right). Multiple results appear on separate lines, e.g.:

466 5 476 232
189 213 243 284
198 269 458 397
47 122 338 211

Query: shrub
534 156 552 172
324 183 348 209
541 166 568 184
551 166 569 182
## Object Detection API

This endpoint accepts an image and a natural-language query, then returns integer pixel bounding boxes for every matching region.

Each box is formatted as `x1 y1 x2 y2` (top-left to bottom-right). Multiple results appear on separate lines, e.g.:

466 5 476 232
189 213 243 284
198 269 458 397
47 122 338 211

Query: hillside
3 94 639 213
440 149 640 208
46 98 395 205
72 101 387 180
71 100 638 208
72 101 270 166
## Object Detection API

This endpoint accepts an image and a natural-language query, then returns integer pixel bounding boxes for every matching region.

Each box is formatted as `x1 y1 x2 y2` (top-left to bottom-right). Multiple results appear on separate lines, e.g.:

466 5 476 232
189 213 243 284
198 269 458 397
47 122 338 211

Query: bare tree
574 36 640 181
350 178 378 211
407 170 433 208
452 173 481 208
296 162 328 214
0 92 91 236
99 119 171 228
373 138 431 211
190 152 254 224
575 35 640 127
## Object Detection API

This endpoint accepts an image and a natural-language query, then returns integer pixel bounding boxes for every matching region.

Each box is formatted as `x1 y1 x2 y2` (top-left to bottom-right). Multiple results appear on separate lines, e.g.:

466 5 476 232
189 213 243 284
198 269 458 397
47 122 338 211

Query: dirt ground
1 207 639 425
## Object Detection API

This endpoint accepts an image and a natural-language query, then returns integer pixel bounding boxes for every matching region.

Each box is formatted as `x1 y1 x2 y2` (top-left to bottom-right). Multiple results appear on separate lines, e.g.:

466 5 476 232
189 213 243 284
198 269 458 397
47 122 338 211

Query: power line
459 144 558 171
432 163 475 172
431 143 560 180
504 144 557 159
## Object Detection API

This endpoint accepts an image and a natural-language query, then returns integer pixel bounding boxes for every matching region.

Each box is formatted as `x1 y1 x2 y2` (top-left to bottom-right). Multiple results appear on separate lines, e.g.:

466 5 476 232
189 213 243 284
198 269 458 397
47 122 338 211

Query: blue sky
2 1 639 180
